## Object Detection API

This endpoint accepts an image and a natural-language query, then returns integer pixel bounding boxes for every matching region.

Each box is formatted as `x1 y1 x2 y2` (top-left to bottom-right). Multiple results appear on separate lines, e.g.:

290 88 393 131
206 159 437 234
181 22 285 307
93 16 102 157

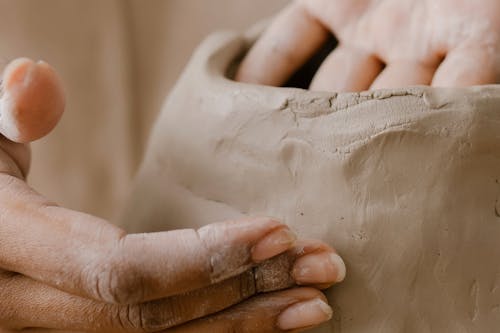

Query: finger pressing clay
121 31 500 332
0 58 65 143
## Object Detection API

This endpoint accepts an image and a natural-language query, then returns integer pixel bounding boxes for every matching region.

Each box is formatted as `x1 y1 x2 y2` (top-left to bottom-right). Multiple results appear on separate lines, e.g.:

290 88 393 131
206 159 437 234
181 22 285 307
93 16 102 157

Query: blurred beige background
0 0 288 220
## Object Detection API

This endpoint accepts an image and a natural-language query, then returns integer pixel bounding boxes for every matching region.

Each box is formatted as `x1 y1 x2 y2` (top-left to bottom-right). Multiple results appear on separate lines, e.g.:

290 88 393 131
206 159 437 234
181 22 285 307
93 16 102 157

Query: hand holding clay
0 59 346 332
237 0 500 91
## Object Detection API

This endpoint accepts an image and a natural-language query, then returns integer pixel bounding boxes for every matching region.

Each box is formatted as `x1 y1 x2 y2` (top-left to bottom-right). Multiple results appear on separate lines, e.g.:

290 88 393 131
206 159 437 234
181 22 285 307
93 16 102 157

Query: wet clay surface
120 31 500 332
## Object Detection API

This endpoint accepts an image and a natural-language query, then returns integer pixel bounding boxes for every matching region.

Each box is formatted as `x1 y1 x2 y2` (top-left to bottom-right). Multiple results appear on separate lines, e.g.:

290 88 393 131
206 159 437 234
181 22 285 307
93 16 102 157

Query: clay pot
120 31 500 332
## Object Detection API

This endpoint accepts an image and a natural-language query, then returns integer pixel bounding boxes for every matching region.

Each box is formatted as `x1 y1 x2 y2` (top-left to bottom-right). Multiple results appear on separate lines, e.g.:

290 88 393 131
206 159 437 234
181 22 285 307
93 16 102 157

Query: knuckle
194 226 219 280
86 246 145 304
98 262 144 304
196 226 251 283
113 304 144 333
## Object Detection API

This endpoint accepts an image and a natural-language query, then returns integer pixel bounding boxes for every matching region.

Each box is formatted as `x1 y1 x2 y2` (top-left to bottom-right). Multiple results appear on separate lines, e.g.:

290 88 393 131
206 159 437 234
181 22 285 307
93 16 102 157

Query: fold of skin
120 31 500 332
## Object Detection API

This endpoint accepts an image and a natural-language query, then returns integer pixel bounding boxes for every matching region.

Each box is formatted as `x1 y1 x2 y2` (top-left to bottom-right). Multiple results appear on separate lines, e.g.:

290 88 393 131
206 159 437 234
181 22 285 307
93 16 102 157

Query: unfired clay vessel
120 30 500 332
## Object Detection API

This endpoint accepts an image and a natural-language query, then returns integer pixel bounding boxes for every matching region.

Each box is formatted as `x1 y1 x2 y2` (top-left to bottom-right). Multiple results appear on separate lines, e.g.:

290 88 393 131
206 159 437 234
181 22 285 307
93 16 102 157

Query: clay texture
120 31 500 332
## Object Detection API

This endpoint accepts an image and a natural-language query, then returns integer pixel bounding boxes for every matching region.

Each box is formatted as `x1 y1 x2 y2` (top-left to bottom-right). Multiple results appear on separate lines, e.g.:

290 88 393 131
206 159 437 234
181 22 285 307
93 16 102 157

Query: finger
140 240 345 329
0 58 65 143
370 60 439 90
290 240 346 289
0 269 256 332
0 269 109 332
168 288 332 333
254 239 346 293
0 174 297 304
0 241 344 331
310 44 384 92
235 2 329 86
432 46 499 86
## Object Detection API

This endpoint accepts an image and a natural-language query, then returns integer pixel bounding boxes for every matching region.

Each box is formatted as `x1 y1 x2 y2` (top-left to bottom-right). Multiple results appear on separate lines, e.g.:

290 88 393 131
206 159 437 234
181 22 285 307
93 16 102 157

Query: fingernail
251 227 296 262
293 252 346 284
277 298 333 330
330 253 346 282
3 58 33 89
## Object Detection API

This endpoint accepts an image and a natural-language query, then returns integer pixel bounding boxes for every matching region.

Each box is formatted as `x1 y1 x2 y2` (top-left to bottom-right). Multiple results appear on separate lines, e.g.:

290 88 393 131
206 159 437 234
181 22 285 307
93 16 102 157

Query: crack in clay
470 280 480 322
277 99 440 158
496 180 500 218
304 122 421 158
278 91 426 119
278 103 464 159
495 198 500 218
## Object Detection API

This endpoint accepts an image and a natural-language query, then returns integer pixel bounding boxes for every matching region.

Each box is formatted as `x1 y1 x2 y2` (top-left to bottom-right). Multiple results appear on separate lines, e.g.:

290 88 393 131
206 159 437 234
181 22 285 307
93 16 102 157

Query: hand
0 59 346 332
236 0 500 91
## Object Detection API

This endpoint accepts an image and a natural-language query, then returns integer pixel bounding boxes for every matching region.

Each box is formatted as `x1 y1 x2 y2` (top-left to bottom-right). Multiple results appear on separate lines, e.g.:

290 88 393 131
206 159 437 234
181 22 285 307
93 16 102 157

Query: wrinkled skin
0 59 345 332
237 0 500 90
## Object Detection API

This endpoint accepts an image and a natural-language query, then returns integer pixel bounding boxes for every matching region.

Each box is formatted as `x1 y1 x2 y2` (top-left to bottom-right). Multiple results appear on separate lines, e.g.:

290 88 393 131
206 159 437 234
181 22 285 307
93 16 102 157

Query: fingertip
235 2 329 87
1 57 65 143
330 252 346 282
277 296 333 331
292 250 346 287
167 287 329 333
251 226 297 262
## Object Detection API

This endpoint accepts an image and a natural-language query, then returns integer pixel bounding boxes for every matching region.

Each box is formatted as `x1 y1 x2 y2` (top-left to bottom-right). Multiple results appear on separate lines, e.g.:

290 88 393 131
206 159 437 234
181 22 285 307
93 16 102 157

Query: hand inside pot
237 0 500 91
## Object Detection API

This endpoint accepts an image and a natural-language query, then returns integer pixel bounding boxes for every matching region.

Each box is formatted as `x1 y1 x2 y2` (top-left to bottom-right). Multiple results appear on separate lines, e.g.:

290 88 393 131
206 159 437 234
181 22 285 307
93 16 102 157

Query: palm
237 0 500 91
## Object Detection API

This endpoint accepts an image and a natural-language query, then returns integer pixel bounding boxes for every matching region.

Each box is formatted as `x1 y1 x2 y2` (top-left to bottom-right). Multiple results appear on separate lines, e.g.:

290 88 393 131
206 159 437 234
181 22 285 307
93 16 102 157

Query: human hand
237 0 500 91
0 58 346 332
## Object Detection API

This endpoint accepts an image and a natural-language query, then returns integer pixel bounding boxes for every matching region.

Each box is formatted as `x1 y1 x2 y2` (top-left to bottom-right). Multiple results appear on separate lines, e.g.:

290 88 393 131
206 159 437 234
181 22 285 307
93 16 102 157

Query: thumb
1 58 65 143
